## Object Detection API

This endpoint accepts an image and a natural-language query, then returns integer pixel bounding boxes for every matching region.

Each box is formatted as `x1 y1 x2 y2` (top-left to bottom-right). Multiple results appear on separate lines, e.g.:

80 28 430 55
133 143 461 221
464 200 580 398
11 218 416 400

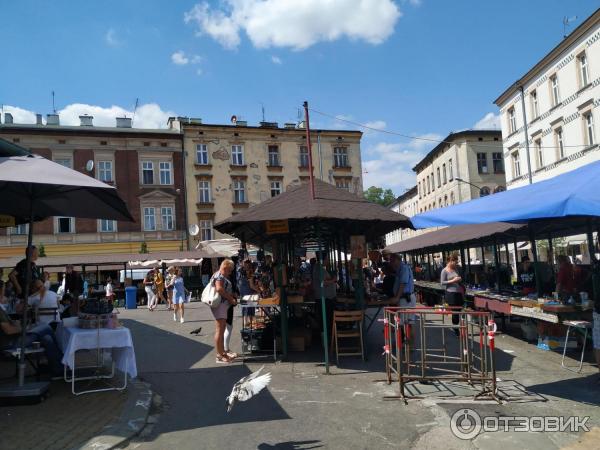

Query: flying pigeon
189 327 202 335
226 365 272 412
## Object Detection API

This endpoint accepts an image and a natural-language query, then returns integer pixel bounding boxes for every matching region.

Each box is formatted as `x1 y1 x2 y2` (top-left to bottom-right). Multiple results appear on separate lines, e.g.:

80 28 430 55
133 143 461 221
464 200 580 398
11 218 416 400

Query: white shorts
399 293 417 324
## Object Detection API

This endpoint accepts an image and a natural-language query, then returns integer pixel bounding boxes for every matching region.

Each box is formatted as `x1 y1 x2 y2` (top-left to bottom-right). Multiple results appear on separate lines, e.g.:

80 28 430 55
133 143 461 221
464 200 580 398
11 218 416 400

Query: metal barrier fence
383 306 499 404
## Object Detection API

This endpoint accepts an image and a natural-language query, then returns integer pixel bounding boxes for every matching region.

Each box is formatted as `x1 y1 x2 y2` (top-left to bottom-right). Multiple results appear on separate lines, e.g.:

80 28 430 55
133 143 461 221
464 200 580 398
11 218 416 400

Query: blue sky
1 0 598 195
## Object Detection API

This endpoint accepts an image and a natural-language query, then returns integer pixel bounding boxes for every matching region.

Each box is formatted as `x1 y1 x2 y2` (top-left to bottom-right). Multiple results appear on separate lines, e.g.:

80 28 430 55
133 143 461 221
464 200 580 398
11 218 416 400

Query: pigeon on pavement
190 327 202 335
226 365 272 412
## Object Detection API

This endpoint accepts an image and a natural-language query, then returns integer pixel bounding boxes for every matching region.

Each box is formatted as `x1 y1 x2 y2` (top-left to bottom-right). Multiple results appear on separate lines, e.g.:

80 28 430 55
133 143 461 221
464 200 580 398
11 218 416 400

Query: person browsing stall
211 259 238 364
440 254 464 334
9 245 41 299
390 254 416 341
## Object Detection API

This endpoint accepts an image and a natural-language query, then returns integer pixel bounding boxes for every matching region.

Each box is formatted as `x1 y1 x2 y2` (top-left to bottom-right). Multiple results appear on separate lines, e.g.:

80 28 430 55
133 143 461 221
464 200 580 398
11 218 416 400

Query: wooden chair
36 307 59 325
330 310 365 365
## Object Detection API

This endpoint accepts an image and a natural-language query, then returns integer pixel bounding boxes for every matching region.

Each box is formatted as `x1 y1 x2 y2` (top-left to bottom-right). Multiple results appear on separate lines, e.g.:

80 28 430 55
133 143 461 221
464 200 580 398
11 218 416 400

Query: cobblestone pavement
119 302 600 450
0 379 127 450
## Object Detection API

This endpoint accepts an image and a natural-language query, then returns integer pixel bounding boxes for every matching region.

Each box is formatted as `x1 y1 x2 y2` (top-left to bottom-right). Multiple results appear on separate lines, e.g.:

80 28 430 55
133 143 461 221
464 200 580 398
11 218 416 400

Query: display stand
240 302 280 361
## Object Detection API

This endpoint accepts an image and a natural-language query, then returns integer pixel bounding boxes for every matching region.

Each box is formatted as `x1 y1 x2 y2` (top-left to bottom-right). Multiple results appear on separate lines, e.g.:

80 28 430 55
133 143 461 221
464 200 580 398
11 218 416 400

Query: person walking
144 269 157 311
154 266 166 307
440 254 464 335
105 277 115 305
171 268 189 323
165 266 176 310
211 259 238 363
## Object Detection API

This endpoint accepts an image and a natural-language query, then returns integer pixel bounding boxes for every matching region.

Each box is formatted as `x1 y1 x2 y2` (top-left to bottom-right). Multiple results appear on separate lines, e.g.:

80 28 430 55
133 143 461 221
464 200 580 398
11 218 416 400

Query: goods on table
77 312 120 329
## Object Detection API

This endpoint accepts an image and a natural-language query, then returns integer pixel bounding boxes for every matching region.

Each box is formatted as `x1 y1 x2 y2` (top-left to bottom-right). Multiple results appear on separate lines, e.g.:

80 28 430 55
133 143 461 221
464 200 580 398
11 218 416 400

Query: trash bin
125 286 137 309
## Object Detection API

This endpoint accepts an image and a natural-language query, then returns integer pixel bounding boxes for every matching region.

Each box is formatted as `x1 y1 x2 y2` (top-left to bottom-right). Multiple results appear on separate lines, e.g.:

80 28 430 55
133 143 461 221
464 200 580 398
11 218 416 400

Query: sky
1 0 598 196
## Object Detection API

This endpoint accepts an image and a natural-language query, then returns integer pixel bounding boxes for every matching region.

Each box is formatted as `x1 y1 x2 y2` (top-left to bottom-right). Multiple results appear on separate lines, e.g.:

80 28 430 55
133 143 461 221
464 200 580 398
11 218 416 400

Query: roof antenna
132 98 139 127
260 103 265 122
563 16 577 38
51 91 56 113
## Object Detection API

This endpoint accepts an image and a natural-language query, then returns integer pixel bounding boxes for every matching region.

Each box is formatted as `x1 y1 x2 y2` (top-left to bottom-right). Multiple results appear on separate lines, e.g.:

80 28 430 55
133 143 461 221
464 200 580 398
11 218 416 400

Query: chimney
116 117 132 128
5 113 13 124
46 114 60 126
36 114 43 125
79 115 93 126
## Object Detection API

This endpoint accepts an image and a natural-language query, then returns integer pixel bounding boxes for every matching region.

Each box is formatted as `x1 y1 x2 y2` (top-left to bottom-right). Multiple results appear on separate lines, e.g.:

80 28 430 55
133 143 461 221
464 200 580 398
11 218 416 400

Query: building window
159 161 172 185
508 108 517 133
477 153 488 174
231 145 244 166
335 178 350 190
450 192 455 204
161 207 174 231
200 220 213 241
98 160 113 183
198 180 211 203
54 158 72 169
555 128 565 159
431 172 435 191
10 224 29 235
299 146 309 167
233 180 246 203
196 144 209 165
143 207 156 231
448 159 453 181
57 217 74 233
494 186 506 194
100 219 116 232
535 139 543 168
512 151 521 178
584 112 595 146
438 198 442 208
142 161 154 184
418 182 422 199
550 75 560 106
436 168 441 188
426 175 430 194
268 145 280 166
270 180 282 197
530 90 539 118
333 147 349 167
442 164 447 184
578 52 589 87
492 152 504 173
480 187 490 197
444 195 448 207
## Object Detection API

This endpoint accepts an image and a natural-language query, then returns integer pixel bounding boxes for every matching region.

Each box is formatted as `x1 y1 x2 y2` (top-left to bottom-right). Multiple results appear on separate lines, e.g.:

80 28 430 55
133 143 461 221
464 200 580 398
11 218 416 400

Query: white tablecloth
56 325 137 378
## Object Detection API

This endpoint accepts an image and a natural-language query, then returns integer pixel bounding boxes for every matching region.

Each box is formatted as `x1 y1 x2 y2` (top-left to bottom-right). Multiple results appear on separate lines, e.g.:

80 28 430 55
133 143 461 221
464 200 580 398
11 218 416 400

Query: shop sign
0 215 15 227
266 220 289 234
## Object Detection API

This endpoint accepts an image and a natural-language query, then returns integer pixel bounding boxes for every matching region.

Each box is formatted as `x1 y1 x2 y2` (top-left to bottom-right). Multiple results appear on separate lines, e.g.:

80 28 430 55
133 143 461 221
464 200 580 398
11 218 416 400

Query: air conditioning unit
482 167 488 173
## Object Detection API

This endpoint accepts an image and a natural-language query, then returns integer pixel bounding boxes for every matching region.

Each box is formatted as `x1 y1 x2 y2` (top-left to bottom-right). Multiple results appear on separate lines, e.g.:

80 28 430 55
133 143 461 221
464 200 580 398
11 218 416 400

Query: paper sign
266 220 289 235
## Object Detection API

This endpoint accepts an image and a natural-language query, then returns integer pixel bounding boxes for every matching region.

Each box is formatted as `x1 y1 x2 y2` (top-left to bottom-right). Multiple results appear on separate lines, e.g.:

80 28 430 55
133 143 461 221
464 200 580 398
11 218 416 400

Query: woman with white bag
206 259 238 364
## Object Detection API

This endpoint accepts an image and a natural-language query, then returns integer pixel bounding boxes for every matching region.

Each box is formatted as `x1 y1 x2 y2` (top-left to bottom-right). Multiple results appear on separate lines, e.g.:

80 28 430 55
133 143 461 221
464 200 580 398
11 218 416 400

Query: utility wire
308 106 593 151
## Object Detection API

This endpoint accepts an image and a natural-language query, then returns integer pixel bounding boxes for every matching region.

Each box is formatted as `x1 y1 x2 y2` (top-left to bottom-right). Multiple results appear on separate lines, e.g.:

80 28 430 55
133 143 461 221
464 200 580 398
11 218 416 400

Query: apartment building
385 186 418 246
169 118 363 245
0 113 185 258
494 9 600 189
414 130 505 213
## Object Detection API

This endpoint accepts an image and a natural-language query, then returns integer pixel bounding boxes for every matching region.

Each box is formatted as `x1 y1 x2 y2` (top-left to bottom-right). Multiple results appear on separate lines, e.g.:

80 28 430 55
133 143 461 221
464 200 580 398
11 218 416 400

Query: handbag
201 276 221 308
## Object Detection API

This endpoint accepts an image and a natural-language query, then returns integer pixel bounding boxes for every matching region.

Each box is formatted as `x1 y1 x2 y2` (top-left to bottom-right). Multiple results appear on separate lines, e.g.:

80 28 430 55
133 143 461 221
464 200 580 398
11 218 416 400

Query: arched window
444 195 448 206
450 192 455 204
494 186 506 194
480 186 491 197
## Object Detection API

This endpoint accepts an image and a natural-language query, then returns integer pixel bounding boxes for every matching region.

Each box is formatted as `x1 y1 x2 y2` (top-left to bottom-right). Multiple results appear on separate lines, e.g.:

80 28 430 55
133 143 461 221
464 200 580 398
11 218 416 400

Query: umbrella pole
18 203 35 386
317 224 330 374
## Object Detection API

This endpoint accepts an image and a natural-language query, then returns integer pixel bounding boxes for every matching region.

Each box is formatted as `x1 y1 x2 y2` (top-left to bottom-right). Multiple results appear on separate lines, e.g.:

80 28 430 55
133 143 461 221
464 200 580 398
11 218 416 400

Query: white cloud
105 28 121 47
362 133 443 193
474 112 501 130
171 50 190 65
271 55 282 65
184 0 402 50
2 103 176 129
196 68 204 76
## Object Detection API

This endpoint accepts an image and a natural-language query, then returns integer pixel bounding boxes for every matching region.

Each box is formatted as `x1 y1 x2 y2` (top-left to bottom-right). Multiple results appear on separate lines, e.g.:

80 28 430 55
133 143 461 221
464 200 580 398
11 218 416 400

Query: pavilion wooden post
316 223 330 374
513 238 519 284
529 230 543 296
336 234 343 289
460 245 466 279
343 237 351 293
586 221 600 306
493 238 501 290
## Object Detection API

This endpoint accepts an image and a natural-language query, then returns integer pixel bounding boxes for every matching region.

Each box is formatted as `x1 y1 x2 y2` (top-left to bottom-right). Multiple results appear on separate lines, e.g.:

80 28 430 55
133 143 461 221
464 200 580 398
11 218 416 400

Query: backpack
201 274 222 308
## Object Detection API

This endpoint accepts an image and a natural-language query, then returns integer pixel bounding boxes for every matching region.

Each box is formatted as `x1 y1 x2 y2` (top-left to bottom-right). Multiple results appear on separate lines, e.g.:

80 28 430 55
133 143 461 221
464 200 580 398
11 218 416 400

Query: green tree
139 241 149 254
38 244 46 257
363 186 396 206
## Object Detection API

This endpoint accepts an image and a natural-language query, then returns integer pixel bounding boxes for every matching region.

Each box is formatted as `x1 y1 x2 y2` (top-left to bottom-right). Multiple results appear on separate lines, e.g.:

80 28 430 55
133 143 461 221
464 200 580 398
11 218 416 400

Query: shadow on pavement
257 440 323 449
526 374 600 406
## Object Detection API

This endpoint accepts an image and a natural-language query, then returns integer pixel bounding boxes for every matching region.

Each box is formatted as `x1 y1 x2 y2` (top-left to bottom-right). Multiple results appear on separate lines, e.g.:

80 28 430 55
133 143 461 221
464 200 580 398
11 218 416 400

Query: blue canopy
411 160 600 229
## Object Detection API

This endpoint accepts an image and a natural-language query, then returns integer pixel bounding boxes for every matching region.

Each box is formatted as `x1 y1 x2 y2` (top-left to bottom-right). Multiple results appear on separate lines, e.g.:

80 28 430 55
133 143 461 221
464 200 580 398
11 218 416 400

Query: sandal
216 354 233 364
225 351 238 359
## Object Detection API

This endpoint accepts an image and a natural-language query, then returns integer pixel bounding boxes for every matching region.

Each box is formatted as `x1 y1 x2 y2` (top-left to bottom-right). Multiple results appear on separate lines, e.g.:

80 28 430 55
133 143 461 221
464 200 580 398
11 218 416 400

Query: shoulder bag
201 275 222 308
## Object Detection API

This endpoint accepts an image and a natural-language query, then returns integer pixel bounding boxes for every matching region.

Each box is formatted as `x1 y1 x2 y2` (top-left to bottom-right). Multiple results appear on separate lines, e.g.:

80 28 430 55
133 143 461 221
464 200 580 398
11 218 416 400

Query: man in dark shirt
519 256 536 294
9 245 41 298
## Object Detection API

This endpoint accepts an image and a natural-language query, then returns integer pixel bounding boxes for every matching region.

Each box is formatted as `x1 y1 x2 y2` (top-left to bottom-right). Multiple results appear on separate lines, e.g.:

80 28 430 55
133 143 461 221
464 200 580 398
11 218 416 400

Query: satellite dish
189 224 200 236
85 160 94 172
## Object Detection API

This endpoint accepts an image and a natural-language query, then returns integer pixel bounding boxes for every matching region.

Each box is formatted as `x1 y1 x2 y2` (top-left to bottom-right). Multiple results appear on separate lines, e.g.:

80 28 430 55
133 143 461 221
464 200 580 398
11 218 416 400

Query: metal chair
561 320 592 373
